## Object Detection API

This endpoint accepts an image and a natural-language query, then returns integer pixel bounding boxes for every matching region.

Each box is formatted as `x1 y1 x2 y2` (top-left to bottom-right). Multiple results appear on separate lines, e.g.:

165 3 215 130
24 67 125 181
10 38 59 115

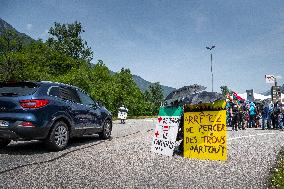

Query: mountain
132 74 176 97
0 18 33 44
109 70 175 97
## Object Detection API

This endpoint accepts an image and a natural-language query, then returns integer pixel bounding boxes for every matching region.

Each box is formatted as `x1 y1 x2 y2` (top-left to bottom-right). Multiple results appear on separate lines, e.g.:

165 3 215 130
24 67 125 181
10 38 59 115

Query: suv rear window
0 82 39 97
59 87 80 103
48 86 80 103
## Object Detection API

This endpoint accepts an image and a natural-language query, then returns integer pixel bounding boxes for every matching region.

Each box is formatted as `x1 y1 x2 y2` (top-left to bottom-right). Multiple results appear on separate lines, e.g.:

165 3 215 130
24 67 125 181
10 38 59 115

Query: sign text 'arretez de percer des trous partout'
183 101 227 161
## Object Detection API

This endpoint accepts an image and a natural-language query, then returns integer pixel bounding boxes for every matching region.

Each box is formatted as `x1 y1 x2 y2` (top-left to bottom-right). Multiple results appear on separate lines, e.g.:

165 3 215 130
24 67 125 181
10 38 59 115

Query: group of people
226 99 284 131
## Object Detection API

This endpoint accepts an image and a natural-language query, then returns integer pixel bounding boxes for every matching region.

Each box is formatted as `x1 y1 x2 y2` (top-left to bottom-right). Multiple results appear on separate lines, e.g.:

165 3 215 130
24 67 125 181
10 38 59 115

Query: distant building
246 89 254 102
271 86 282 103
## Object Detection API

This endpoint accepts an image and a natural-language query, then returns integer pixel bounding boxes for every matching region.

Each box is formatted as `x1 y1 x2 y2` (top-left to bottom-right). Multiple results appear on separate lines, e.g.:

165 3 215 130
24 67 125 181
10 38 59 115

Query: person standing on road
231 101 239 131
249 102 256 128
255 104 261 128
278 108 283 130
275 102 283 129
240 101 247 130
271 102 279 129
226 100 233 128
244 101 250 128
280 108 284 131
262 102 269 130
118 105 128 124
238 101 246 130
266 102 274 129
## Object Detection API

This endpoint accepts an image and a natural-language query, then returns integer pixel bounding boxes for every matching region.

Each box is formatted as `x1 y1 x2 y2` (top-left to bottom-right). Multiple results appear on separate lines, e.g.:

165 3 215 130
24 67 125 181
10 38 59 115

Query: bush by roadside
270 149 284 188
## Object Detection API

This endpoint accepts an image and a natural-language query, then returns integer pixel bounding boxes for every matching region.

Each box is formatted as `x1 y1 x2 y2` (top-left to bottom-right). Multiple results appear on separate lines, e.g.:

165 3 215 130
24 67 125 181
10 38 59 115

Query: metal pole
206 45 215 92
211 53 213 92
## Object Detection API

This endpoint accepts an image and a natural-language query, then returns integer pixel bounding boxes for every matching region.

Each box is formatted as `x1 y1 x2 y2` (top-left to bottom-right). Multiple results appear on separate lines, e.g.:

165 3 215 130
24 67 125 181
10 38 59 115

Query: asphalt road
0 119 284 188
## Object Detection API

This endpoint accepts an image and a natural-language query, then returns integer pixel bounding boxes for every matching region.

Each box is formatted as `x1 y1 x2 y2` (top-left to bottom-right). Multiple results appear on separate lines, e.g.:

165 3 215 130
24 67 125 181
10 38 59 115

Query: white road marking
228 132 277 141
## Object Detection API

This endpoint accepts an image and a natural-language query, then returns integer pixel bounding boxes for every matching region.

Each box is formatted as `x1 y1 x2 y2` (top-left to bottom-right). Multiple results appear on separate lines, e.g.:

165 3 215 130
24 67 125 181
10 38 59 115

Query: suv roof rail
40 81 82 91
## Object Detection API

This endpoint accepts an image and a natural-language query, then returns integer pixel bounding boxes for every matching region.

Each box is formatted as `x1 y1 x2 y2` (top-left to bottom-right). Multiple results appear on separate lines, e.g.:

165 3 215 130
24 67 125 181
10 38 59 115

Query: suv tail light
19 121 35 128
20 99 49 109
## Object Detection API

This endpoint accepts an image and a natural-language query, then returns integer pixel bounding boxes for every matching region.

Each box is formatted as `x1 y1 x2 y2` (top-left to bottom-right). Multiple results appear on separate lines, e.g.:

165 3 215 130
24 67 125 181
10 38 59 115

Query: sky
1 0 284 93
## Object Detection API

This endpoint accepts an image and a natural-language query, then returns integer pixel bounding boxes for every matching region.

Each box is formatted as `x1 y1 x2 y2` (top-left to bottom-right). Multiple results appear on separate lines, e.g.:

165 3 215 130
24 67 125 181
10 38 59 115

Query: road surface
0 119 283 188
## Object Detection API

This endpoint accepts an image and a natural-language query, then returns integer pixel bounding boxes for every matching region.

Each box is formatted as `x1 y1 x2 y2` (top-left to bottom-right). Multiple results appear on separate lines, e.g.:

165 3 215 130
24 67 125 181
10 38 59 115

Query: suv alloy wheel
45 121 69 151
99 120 111 139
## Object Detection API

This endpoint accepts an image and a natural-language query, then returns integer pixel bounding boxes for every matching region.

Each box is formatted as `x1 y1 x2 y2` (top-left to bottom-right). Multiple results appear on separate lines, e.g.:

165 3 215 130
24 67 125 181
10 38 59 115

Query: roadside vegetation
0 21 163 116
270 149 284 188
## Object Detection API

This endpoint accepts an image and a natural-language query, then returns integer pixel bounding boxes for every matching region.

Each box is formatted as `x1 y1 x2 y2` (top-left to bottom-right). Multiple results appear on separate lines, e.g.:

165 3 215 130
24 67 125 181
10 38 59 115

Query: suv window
48 86 60 97
0 82 39 97
57 87 80 103
77 90 95 106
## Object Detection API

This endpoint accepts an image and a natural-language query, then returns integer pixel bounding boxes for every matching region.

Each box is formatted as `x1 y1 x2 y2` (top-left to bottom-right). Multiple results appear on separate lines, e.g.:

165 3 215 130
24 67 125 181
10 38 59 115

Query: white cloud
26 23 33 31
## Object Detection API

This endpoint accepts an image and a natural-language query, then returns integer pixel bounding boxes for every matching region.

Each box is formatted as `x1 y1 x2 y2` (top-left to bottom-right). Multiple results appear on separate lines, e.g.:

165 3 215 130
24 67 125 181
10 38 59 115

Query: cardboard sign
151 118 180 156
157 116 181 126
151 106 182 156
118 111 127 119
183 110 227 161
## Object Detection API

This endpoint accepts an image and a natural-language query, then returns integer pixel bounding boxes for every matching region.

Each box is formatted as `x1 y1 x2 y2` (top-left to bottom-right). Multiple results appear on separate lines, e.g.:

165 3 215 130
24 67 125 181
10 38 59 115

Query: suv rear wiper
1 92 18 96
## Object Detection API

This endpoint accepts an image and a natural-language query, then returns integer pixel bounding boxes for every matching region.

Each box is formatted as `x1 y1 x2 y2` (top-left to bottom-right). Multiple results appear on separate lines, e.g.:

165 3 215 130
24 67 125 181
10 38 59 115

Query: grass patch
271 149 284 188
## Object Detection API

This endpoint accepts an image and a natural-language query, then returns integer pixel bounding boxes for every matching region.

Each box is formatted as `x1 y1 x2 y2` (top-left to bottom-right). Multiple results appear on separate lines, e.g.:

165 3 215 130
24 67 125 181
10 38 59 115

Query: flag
265 75 275 84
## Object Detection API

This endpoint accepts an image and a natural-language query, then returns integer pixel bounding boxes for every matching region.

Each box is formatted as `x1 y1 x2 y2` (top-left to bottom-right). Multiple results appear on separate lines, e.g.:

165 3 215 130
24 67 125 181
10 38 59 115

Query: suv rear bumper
0 112 51 140
0 126 50 140
0 129 18 139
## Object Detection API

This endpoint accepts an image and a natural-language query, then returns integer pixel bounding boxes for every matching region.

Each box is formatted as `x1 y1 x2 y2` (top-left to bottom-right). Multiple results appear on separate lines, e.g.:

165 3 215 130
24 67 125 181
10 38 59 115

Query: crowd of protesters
226 93 284 131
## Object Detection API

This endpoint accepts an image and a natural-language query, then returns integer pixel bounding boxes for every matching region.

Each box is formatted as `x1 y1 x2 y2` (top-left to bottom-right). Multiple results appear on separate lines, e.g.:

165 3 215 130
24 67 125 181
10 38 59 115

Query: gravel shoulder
0 119 284 188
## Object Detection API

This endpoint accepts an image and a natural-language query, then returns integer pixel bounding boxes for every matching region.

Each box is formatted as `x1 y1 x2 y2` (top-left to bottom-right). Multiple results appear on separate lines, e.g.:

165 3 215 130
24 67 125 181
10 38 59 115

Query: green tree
145 82 164 115
54 61 92 92
15 40 80 81
47 21 93 62
89 60 117 113
0 29 24 81
113 68 149 116
220 85 232 97
0 22 159 117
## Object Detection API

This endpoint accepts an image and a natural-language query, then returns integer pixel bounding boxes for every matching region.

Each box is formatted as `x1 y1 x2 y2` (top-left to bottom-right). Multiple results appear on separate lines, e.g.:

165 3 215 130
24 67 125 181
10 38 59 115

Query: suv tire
99 120 112 139
0 138 11 148
45 121 69 151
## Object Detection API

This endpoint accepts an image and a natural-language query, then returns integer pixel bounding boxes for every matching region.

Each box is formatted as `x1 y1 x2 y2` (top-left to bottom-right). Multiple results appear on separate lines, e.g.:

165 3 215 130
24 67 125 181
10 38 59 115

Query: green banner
158 106 183 116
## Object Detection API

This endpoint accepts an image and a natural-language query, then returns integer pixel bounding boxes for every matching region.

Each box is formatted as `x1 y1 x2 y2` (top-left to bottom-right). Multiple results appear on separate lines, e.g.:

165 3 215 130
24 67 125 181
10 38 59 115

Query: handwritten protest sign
118 107 128 120
118 111 127 119
151 106 182 156
183 101 227 161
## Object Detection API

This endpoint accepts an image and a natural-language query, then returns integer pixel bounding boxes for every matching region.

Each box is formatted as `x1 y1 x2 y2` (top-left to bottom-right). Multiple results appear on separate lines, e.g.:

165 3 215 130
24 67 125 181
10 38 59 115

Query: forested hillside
0 20 165 116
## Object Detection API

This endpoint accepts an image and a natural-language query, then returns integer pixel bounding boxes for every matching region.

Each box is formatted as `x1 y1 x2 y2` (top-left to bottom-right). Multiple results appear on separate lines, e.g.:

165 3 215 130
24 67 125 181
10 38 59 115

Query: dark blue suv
0 81 112 151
